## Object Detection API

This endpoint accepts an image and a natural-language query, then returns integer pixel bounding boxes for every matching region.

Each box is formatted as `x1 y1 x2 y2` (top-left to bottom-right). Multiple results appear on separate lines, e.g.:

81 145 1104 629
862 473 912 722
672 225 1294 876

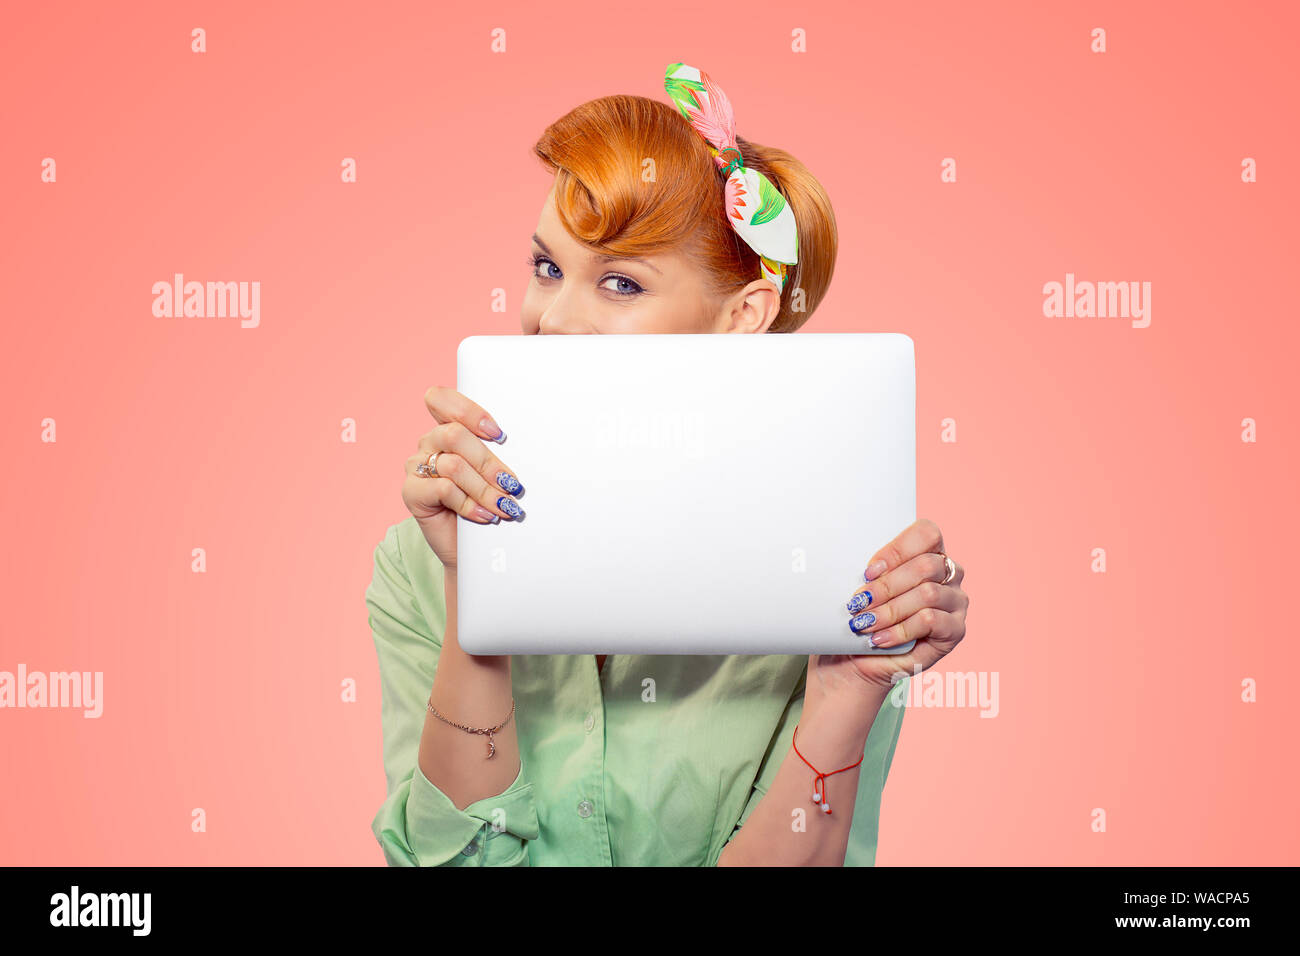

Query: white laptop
456 332 917 656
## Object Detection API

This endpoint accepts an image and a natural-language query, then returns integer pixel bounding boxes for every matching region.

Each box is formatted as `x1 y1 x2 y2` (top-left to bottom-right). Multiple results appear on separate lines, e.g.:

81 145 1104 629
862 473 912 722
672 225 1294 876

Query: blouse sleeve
365 519 540 866
716 667 908 867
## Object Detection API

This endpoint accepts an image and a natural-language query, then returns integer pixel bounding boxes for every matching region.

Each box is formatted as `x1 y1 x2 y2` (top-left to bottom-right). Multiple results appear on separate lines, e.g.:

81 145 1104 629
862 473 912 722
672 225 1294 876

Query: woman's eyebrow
532 233 663 276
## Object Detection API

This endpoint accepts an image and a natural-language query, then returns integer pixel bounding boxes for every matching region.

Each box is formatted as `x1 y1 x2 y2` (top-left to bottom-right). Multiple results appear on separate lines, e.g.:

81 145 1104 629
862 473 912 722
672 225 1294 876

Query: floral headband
663 62 800 295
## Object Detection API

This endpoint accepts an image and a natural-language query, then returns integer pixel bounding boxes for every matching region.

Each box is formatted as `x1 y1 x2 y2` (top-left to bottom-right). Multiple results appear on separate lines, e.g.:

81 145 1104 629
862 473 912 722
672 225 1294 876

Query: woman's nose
537 304 596 335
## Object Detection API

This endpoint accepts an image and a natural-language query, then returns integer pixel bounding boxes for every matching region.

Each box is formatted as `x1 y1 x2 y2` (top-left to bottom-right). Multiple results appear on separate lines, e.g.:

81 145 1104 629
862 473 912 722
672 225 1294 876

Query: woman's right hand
402 386 526 572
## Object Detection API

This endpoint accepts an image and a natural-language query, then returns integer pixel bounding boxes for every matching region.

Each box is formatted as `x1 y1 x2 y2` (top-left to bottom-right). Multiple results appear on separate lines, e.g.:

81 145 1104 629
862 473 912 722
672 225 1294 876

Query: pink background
3 0 1297 865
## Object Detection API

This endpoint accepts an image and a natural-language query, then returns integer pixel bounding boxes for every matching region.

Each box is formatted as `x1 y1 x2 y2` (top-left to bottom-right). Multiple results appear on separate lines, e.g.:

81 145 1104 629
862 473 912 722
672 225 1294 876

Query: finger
864 606 965 655
407 437 523 523
864 518 945 581
848 576 964 647
415 420 527 515
402 468 502 525
424 385 507 444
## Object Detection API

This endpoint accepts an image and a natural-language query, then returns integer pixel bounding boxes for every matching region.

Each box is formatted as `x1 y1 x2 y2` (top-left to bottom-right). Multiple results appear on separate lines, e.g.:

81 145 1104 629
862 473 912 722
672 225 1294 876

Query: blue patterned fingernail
846 590 873 613
849 611 876 633
497 496 524 520
496 472 523 495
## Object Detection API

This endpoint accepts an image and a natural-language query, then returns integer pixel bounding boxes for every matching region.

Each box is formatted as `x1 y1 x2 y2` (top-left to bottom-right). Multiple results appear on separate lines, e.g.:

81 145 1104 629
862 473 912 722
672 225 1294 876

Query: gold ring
415 451 441 478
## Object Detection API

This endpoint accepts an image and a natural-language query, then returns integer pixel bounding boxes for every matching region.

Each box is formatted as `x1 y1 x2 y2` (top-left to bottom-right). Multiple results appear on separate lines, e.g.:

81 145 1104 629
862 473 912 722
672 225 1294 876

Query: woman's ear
714 279 782 333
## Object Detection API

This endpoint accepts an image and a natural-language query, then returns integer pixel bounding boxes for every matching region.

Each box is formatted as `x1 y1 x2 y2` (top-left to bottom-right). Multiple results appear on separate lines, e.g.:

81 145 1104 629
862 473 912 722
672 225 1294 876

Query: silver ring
415 451 442 478
940 553 956 585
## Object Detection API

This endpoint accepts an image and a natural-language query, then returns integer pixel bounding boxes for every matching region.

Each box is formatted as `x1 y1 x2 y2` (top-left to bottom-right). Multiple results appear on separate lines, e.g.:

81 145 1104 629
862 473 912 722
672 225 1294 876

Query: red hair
532 95 837 332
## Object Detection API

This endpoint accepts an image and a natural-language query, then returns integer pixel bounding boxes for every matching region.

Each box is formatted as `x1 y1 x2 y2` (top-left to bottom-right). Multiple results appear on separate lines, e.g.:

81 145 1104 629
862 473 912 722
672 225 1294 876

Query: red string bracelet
791 724 864 815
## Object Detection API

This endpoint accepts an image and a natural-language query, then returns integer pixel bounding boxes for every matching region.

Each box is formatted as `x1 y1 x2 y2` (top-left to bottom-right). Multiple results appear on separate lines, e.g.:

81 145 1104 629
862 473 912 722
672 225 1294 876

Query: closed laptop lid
456 332 916 656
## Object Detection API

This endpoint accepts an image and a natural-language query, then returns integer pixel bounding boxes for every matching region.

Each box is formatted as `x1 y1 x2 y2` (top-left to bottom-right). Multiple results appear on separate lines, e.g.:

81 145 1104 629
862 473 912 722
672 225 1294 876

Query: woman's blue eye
527 254 562 280
600 275 643 296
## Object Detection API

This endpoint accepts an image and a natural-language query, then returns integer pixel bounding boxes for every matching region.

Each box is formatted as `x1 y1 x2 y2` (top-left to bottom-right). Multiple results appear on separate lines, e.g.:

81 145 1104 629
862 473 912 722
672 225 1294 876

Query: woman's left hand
809 518 969 697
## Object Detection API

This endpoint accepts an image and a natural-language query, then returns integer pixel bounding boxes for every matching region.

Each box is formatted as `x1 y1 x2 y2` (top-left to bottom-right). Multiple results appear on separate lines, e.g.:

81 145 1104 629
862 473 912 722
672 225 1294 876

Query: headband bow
663 62 799 295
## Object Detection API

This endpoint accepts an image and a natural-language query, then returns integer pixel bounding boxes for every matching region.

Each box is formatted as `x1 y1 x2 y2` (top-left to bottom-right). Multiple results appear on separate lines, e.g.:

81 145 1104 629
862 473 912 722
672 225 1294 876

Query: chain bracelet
427 696 516 759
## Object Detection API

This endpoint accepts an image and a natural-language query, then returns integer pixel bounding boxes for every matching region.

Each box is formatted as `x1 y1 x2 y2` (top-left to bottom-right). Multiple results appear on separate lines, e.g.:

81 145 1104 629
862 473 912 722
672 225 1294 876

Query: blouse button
584 712 595 733
461 841 478 856
577 800 593 818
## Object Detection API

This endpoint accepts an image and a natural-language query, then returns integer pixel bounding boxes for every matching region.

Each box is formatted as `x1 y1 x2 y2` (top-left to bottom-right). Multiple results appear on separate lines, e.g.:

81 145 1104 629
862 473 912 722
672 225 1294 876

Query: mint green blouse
365 516 908 866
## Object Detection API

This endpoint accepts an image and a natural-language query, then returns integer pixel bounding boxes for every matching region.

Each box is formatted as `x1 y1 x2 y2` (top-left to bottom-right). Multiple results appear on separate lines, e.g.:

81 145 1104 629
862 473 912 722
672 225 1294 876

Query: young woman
365 63 970 866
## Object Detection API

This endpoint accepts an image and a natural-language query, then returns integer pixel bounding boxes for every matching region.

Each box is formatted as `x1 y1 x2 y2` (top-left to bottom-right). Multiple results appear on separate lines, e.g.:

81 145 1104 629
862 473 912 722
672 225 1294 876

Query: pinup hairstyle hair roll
533 94 837 333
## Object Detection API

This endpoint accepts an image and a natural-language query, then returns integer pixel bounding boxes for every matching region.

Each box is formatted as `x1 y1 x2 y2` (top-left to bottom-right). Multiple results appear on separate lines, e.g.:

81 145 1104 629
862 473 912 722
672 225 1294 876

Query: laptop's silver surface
456 332 917 656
